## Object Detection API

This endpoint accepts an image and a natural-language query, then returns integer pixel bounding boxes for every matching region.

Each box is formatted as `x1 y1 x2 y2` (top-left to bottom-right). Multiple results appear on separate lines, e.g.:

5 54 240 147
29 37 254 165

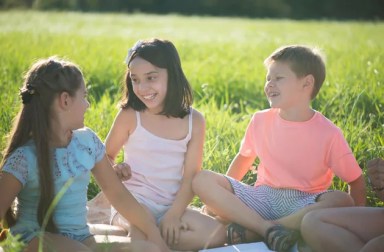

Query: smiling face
264 61 310 110
129 56 168 114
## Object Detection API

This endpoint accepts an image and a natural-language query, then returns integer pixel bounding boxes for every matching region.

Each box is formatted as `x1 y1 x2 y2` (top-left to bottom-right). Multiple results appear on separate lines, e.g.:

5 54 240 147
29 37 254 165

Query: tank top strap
188 109 193 137
135 111 141 127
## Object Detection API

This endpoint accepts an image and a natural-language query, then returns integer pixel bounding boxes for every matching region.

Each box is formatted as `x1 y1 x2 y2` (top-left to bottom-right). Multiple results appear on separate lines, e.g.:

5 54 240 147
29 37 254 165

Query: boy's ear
303 74 315 89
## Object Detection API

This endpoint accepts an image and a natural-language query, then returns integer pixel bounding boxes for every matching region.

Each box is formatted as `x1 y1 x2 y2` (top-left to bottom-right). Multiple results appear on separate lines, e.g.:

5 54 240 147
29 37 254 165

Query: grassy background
0 11 384 210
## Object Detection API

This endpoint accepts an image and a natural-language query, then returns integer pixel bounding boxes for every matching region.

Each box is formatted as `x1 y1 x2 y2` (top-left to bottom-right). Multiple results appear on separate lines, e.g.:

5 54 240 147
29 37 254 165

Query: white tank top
122 111 192 205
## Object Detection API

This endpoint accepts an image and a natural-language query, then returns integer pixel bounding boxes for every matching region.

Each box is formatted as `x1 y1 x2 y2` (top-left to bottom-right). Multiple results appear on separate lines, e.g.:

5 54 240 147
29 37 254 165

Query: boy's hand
113 162 132 181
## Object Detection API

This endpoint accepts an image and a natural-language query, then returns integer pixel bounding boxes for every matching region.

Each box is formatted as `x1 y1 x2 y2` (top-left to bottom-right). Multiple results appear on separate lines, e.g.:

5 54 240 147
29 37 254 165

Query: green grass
0 10 384 250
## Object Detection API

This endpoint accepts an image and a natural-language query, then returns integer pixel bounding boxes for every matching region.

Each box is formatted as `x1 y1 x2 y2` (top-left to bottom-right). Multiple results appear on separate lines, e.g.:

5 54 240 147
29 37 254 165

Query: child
192 45 367 252
105 38 226 251
301 157 384 252
0 57 169 252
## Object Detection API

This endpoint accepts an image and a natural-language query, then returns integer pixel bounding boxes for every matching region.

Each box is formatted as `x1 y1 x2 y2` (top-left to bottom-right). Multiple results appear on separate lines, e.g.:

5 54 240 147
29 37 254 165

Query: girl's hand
113 162 132 181
159 212 188 246
147 230 171 252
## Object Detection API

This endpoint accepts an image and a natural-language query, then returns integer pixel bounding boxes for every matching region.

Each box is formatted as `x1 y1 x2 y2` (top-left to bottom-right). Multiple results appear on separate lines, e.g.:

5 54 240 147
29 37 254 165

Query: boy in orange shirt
193 45 366 252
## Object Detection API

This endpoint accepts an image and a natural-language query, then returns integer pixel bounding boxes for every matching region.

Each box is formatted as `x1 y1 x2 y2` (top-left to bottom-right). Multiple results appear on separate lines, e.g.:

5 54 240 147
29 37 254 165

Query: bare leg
170 208 227 251
89 223 128 236
83 235 161 252
192 170 273 238
111 204 155 240
361 234 384 252
276 190 354 229
301 207 384 252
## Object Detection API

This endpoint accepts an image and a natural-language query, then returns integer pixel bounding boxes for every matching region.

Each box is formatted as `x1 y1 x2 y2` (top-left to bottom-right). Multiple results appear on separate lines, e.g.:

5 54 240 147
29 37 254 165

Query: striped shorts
226 176 329 220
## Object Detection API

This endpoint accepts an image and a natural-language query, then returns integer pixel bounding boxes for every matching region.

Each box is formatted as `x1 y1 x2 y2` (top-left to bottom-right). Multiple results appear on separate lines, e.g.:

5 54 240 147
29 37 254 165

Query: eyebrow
130 70 159 76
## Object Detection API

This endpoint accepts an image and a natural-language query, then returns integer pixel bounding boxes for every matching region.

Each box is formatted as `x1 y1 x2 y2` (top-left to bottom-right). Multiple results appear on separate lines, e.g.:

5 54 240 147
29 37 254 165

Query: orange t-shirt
240 108 362 193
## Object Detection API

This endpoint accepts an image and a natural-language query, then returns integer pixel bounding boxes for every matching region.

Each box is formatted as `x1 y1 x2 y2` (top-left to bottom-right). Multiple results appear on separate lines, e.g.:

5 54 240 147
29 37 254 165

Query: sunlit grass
0 10 384 250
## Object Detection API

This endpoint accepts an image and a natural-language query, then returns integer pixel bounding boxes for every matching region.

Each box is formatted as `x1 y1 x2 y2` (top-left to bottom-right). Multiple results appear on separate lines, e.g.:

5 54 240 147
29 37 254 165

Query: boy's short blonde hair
264 45 326 100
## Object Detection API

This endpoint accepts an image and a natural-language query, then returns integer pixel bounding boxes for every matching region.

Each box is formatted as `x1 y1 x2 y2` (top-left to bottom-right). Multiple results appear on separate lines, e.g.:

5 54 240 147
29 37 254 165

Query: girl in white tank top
104 39 226 251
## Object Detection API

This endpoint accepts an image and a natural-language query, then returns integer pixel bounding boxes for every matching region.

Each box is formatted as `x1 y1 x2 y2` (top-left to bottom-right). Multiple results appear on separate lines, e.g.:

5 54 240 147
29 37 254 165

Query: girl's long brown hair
0 57 83 232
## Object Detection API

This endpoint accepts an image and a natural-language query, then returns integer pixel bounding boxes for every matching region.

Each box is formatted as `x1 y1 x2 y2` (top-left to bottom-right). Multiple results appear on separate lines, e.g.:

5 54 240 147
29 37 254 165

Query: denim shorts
11 226 92 244
226 176 329 220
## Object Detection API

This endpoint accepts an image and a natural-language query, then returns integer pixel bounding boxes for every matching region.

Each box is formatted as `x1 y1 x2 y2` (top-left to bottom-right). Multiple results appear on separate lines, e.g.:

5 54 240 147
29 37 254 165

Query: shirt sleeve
2 148 29 186
86 128 106 163
328 129 362 183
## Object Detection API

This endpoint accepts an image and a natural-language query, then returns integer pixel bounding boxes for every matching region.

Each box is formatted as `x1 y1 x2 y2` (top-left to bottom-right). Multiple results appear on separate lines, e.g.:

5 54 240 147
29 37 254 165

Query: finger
121 169 131 180
115 170 124 179
160 224 166 239
168 227 174 245
180 222 188 230
174 227 180 244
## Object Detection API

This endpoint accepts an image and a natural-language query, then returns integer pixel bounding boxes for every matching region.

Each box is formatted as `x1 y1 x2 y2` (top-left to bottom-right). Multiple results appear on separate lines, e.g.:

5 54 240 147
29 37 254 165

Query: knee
301 210 323 234
192 170 214 195
131 241 161 252
333 190 355 207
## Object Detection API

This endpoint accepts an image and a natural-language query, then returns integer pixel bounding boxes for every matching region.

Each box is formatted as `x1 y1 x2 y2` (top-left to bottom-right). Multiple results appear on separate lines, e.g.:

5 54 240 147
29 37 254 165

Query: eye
148 75 157 81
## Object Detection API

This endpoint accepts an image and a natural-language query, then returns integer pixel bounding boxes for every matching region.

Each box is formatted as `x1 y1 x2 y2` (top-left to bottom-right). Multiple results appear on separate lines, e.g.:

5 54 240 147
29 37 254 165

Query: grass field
0 10 384 212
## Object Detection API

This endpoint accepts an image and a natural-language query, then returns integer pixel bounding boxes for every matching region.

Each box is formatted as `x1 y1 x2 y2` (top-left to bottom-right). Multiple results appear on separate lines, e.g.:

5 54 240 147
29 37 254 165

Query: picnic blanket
199 242 299 252
87 191 111 224
87 192 299 252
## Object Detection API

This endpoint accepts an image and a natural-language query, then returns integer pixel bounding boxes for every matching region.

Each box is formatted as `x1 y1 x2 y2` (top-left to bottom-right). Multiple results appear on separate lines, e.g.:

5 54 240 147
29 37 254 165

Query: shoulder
72 127 104 150
251 108 274 122
113 107 137 129
191 108 205 123
190 108 205 135
73 127 100 141
72 127 105 161
313 111 342 132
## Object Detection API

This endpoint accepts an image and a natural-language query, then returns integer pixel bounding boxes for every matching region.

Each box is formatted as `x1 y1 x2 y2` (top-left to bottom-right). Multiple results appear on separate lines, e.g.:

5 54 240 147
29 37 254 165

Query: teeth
269 92 278 97
143 94 156 100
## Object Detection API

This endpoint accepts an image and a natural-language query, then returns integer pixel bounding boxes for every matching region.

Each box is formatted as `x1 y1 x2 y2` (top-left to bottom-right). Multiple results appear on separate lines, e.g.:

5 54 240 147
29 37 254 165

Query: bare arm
167 110 205 216
160 110 205 244
0 173 22 222
92 155 169 252
105 108 134 162
348 174 366 206
226 153 256 181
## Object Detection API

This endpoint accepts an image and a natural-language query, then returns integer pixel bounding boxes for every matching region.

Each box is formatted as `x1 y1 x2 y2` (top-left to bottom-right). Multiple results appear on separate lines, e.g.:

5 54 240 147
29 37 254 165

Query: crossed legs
111 205 227 251
192 170 355 243
301 207 384 252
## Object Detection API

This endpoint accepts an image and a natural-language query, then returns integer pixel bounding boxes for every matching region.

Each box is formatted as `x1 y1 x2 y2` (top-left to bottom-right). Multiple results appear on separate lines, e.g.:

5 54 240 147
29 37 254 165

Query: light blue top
2 127 105 242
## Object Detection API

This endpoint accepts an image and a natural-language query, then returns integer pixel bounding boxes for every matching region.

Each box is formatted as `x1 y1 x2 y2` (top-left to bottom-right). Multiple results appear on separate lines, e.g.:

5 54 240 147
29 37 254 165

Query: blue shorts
226 176 330 220
11 226 92 244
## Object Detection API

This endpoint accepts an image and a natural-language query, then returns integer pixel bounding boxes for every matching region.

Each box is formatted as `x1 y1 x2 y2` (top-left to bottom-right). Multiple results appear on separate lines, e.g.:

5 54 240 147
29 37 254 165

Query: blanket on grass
87 192 299 252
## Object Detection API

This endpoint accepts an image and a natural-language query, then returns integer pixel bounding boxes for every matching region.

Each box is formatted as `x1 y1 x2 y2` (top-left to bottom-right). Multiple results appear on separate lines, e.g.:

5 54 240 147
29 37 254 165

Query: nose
137 82 150 92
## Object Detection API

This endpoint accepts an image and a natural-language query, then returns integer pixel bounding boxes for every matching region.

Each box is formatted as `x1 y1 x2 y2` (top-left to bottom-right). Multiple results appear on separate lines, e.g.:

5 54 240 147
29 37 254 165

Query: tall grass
0 10 383 249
